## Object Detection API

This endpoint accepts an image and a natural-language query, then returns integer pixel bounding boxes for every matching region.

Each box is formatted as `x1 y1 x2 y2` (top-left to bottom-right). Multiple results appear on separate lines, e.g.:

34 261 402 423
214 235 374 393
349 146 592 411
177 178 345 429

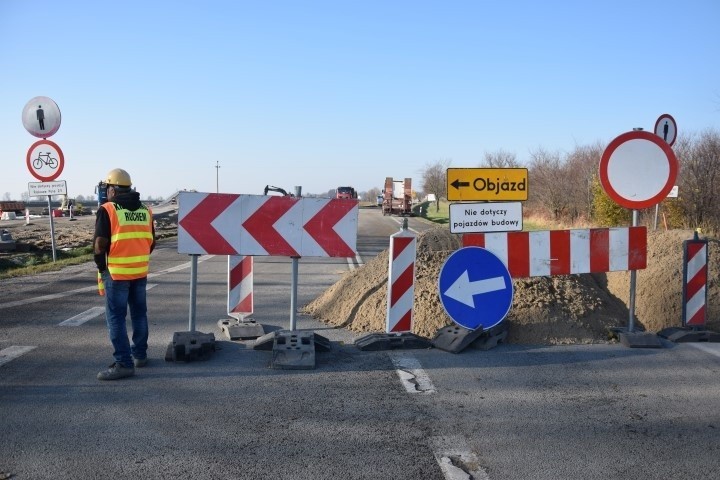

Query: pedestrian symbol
22 96 61 138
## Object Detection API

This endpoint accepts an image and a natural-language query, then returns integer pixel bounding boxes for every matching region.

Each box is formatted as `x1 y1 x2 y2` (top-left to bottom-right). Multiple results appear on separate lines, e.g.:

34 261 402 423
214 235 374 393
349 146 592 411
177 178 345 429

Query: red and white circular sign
26 139 65 181
599 130 678 210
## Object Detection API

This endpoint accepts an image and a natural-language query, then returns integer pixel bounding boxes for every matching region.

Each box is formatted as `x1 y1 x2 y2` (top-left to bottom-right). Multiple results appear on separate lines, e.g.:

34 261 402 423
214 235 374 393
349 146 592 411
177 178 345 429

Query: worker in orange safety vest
93 168 155 381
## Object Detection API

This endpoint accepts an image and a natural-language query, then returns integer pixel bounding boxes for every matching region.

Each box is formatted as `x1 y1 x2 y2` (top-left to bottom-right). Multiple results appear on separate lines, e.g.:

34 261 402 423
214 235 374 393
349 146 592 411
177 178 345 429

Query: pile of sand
303 227 720 344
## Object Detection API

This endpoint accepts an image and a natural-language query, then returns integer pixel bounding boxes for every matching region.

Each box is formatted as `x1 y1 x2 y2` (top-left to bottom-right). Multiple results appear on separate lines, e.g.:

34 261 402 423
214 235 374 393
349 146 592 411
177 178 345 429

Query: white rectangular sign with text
449 201 523 233
28 180 67 196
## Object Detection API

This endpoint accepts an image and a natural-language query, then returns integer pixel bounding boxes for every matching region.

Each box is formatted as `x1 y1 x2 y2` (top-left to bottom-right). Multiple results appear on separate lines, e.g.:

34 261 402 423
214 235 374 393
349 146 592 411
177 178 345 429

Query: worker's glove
97 272 105 297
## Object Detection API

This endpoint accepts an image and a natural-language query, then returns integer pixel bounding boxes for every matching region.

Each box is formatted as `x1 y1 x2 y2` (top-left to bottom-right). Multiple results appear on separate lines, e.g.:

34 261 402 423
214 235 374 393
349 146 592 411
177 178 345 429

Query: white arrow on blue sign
438 246 513 330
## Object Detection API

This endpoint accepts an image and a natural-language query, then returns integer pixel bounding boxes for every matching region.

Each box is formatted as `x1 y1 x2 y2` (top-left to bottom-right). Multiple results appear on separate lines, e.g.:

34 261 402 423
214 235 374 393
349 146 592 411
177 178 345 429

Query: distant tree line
420 128 720 234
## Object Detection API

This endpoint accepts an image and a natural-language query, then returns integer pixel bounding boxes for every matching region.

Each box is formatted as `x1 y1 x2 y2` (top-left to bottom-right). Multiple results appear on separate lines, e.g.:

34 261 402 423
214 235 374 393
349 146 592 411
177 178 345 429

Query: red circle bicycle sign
26 139 65 181
599 130 678 210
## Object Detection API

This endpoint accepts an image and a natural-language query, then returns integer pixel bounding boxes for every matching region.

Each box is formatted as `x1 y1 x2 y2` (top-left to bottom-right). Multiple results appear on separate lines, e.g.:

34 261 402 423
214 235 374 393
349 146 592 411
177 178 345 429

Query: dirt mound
303 227 720 344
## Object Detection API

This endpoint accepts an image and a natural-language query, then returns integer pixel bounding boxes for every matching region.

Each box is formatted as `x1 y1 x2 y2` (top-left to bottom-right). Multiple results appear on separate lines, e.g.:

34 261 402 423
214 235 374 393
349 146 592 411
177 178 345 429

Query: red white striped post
386 220 416 333
228 255 253 319
682 233 708 327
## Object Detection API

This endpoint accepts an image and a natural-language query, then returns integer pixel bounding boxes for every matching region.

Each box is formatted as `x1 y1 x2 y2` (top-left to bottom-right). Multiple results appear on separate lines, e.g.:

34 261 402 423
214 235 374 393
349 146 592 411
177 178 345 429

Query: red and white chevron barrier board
682 238 708 327
463 227 646 277
178 192 358 257
228 255 253 319
386 229 416 333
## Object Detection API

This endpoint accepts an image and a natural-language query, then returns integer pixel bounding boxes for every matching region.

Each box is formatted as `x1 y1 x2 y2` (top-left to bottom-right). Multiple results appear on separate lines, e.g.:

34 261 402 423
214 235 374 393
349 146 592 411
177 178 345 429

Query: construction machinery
263 185 293 196
59 195 85 216
382 177 412 216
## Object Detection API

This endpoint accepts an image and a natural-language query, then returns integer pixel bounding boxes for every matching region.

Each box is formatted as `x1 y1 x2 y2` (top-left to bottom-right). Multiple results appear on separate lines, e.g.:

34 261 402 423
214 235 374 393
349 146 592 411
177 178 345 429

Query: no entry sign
599 130 678 210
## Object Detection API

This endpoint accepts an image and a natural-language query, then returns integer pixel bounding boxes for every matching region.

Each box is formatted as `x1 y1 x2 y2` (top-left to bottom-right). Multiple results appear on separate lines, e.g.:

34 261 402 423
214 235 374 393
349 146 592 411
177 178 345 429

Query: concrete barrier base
165 331 216 362
657 326 720 343
217 317 265 340
354 332 432 351
432 323 508 353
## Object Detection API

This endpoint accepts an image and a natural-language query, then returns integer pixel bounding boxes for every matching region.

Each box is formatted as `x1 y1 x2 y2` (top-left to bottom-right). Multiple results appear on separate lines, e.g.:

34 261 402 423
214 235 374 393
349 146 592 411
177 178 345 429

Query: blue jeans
101 271 148 368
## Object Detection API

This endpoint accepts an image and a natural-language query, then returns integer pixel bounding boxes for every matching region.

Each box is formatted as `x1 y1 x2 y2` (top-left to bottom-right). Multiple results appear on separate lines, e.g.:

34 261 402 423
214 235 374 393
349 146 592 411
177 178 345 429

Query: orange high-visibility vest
102 202 154 280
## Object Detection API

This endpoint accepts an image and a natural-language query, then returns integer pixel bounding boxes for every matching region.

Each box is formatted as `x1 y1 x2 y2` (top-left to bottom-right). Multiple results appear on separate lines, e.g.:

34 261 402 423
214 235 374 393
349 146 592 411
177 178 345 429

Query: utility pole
215 161 220 193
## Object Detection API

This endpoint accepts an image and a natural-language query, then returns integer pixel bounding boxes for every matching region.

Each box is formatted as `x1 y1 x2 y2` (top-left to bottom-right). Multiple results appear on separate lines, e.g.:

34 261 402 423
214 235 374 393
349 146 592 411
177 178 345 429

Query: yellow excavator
59 194 84 216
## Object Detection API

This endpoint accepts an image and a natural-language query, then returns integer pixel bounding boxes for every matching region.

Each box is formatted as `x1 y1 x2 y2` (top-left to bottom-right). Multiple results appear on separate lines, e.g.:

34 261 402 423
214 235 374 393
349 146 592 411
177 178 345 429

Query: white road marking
389 352 436 394
431 436 491 480
0 256 213 310
0 346 37 368
687 342 720 359
58 306 105 326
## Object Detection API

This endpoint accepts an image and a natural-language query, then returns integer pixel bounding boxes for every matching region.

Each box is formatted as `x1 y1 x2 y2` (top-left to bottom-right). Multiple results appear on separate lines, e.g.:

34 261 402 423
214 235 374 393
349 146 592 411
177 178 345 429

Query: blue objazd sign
438 247 513 330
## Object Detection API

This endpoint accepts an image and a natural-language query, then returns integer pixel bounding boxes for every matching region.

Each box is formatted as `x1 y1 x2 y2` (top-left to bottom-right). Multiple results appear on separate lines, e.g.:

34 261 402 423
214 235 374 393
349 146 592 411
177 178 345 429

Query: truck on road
336 186 358 200
0 201 26 219
382 177 412 216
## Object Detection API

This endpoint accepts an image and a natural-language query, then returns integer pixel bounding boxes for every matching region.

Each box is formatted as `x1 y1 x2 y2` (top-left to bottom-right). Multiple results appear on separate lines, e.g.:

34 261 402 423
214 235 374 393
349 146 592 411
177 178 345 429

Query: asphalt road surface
1 208 719 479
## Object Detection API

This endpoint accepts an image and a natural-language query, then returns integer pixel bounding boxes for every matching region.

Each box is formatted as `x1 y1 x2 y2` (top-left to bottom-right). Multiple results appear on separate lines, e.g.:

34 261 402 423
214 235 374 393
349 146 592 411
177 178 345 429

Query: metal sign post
628 210 639 332
188 254 198 332
47 195 57 262
289 185 303 331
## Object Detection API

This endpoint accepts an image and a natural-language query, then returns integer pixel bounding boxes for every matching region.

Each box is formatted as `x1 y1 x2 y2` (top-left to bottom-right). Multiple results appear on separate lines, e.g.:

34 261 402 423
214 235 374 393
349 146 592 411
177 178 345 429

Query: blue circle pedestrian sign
438 247 513 330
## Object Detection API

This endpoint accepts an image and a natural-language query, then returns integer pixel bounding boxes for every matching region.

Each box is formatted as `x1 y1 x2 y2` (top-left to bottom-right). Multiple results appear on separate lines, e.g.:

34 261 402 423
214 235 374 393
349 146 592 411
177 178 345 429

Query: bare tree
2 192 10 201
480 150 521 168
673 129 720 232
421 159 451 212
527 148 569 220
363 187 381 202
563 142 604 222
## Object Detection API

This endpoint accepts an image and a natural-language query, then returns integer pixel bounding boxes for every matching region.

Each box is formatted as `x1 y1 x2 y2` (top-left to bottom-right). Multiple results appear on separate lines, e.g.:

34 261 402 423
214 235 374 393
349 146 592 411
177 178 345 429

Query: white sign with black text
28 180 67 197
449 201 523 234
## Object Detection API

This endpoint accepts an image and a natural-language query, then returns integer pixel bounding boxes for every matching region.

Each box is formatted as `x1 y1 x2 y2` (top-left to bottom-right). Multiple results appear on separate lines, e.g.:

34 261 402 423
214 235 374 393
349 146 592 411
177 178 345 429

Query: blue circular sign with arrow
438 246 513 331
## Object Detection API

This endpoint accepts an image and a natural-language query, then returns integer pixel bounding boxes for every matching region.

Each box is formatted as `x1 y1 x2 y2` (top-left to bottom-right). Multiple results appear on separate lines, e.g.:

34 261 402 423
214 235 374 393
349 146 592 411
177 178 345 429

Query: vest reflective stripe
111 231 154 242
102 202 154 281
109 265 148 276
109 254 151 264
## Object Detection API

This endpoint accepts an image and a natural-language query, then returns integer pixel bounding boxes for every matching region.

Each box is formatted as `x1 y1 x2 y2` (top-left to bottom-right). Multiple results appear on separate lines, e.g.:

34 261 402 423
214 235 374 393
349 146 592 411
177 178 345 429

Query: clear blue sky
1 0 718 201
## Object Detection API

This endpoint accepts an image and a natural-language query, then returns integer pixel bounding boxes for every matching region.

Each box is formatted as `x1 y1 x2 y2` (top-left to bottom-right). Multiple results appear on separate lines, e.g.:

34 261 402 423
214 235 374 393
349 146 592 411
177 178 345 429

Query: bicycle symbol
33 151 58 170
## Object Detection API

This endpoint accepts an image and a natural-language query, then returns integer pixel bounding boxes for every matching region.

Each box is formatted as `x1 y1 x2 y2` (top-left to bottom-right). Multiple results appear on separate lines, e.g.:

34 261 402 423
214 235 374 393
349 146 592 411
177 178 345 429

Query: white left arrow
444 271 506 308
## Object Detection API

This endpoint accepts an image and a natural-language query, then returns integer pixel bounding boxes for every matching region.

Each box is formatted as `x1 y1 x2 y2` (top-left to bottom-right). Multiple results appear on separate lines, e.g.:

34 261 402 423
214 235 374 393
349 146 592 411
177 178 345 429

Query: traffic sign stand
165 254 217 362
657 231 720 343
600 129 679 347
354 219 434 351
176 190 360 369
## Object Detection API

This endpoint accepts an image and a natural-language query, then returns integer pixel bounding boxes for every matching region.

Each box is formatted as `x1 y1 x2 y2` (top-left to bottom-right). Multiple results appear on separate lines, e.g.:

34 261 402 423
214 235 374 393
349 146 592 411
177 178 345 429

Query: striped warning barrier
228 255 253 318
683 236 708 327
386 227 416 333
463 226 647 277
